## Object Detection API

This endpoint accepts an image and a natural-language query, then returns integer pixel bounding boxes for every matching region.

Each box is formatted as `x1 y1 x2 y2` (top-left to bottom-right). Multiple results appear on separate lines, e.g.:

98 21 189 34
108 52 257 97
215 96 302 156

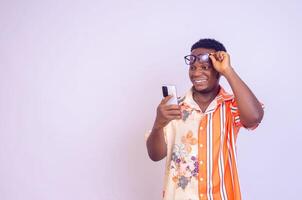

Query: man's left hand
209 51 232 75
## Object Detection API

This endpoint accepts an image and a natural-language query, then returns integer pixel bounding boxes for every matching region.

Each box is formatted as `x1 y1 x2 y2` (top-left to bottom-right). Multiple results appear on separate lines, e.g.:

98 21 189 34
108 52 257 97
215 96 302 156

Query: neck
192 85 220 106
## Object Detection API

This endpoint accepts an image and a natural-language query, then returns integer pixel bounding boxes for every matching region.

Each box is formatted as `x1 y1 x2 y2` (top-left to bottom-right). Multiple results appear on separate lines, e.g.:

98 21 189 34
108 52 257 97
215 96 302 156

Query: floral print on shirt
170 131 198 190
180 102 201 121
180 103 193 121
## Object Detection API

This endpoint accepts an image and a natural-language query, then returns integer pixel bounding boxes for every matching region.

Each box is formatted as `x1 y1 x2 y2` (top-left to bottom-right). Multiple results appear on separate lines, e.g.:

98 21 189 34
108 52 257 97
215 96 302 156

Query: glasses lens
198 54 209 62
184 55 195 65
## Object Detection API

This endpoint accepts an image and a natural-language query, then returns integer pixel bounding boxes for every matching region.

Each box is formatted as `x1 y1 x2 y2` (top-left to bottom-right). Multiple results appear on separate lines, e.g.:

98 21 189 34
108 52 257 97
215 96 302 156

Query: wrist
152 120 165 131
221 66 235 78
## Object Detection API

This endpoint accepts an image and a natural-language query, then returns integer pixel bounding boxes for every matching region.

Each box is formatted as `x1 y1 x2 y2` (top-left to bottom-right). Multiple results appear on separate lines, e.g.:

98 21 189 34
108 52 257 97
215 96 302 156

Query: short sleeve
230 99 264 130
230 99 243 128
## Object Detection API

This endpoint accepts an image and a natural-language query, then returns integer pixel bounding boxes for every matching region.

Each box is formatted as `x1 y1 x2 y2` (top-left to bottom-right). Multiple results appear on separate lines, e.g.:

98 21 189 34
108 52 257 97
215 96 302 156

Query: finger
220 51 228 56
213 51 221 61
209 53 218 64
218 52 224 61
220 52 230 63
215 52 221 60
166 114 182 120
158 104 179 113
165 110 182 116
222 52 229 60
165 104 181 110
161 95 173 104
221 51 228 57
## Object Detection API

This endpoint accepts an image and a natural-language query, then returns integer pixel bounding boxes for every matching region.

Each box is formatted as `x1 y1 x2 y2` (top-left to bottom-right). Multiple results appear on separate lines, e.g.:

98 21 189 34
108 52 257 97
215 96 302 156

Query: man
146 38 264 200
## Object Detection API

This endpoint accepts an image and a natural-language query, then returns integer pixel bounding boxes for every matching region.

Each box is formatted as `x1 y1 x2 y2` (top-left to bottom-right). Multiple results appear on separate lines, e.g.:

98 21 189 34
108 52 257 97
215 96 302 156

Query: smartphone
162 85 178 105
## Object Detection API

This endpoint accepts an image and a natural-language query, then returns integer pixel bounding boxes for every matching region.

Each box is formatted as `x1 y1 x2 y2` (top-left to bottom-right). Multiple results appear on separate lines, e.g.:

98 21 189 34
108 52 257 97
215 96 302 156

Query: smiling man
146 38 264 200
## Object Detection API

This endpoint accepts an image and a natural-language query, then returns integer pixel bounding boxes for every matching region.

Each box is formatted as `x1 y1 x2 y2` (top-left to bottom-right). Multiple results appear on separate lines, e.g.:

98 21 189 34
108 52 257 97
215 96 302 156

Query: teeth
195 80 206 83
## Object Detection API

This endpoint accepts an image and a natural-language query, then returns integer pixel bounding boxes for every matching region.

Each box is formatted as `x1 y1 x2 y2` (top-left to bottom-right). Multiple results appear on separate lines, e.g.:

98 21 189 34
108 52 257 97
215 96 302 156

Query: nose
191 63 205 76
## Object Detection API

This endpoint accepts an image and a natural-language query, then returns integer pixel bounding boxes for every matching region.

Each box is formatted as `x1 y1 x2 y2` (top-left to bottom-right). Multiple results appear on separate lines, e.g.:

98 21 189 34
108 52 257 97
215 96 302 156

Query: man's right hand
153 95 182 130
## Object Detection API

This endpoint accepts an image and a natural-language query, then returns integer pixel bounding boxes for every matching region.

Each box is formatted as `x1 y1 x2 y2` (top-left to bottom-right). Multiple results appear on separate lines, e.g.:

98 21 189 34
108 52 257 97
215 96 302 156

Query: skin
146 48 264 161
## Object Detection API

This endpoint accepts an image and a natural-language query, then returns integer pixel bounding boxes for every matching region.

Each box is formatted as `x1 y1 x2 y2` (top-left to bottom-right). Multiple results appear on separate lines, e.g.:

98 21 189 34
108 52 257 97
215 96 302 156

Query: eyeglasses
184 53 210 65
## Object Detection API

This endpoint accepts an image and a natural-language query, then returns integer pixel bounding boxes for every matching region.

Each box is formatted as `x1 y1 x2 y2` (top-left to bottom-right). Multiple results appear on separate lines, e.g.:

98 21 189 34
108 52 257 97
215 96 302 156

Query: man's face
188 48 220 93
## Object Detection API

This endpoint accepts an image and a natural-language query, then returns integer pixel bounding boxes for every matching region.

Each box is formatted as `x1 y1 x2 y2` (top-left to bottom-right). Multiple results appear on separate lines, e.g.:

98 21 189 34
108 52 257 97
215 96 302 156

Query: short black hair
191 38 227 52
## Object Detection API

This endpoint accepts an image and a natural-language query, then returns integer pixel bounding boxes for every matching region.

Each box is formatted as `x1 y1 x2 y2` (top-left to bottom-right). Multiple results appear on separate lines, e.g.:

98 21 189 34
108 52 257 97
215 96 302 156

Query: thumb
209 53 218 65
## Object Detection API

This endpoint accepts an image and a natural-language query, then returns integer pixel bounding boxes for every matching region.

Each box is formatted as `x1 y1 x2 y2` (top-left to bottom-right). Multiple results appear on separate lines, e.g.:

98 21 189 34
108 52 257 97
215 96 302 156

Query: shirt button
199 144 203 148
200 126 203 130
199 177 204 181
199 160 203 165
200 194 204 198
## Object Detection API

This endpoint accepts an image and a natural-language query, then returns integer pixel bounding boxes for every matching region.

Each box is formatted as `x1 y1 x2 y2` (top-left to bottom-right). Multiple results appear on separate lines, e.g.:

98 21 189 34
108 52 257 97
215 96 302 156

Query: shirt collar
179 86 234 113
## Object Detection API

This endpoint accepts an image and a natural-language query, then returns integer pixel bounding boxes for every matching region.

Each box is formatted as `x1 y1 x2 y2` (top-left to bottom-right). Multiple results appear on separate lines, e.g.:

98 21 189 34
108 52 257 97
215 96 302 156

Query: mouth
193 78 208 84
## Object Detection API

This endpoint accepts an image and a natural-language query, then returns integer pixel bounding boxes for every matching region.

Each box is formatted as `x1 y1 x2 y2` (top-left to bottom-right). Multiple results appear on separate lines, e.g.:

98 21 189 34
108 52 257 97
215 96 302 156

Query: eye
189 65 196 70
201 65 210 70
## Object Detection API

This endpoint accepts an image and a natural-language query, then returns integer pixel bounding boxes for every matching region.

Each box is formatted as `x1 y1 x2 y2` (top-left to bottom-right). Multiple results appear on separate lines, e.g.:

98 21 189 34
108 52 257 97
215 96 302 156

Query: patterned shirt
150 86 261 200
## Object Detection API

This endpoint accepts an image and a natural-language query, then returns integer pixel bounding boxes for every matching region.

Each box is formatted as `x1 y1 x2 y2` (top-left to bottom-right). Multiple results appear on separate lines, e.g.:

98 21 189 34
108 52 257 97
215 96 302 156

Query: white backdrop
1 0 302 199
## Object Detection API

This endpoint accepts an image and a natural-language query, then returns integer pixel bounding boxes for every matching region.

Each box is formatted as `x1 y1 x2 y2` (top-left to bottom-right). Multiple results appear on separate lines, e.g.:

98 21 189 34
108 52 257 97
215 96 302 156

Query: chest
171 107 231 157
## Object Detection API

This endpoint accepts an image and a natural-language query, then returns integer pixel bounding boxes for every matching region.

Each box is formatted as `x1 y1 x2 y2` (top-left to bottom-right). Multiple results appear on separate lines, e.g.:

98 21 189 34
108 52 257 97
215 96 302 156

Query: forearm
146 125 167 161
223 67 264 127
146 96 181 161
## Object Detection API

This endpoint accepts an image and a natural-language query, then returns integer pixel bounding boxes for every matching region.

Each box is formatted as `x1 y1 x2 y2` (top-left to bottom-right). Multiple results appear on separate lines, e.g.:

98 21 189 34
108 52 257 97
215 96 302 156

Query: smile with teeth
194 79 207 83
